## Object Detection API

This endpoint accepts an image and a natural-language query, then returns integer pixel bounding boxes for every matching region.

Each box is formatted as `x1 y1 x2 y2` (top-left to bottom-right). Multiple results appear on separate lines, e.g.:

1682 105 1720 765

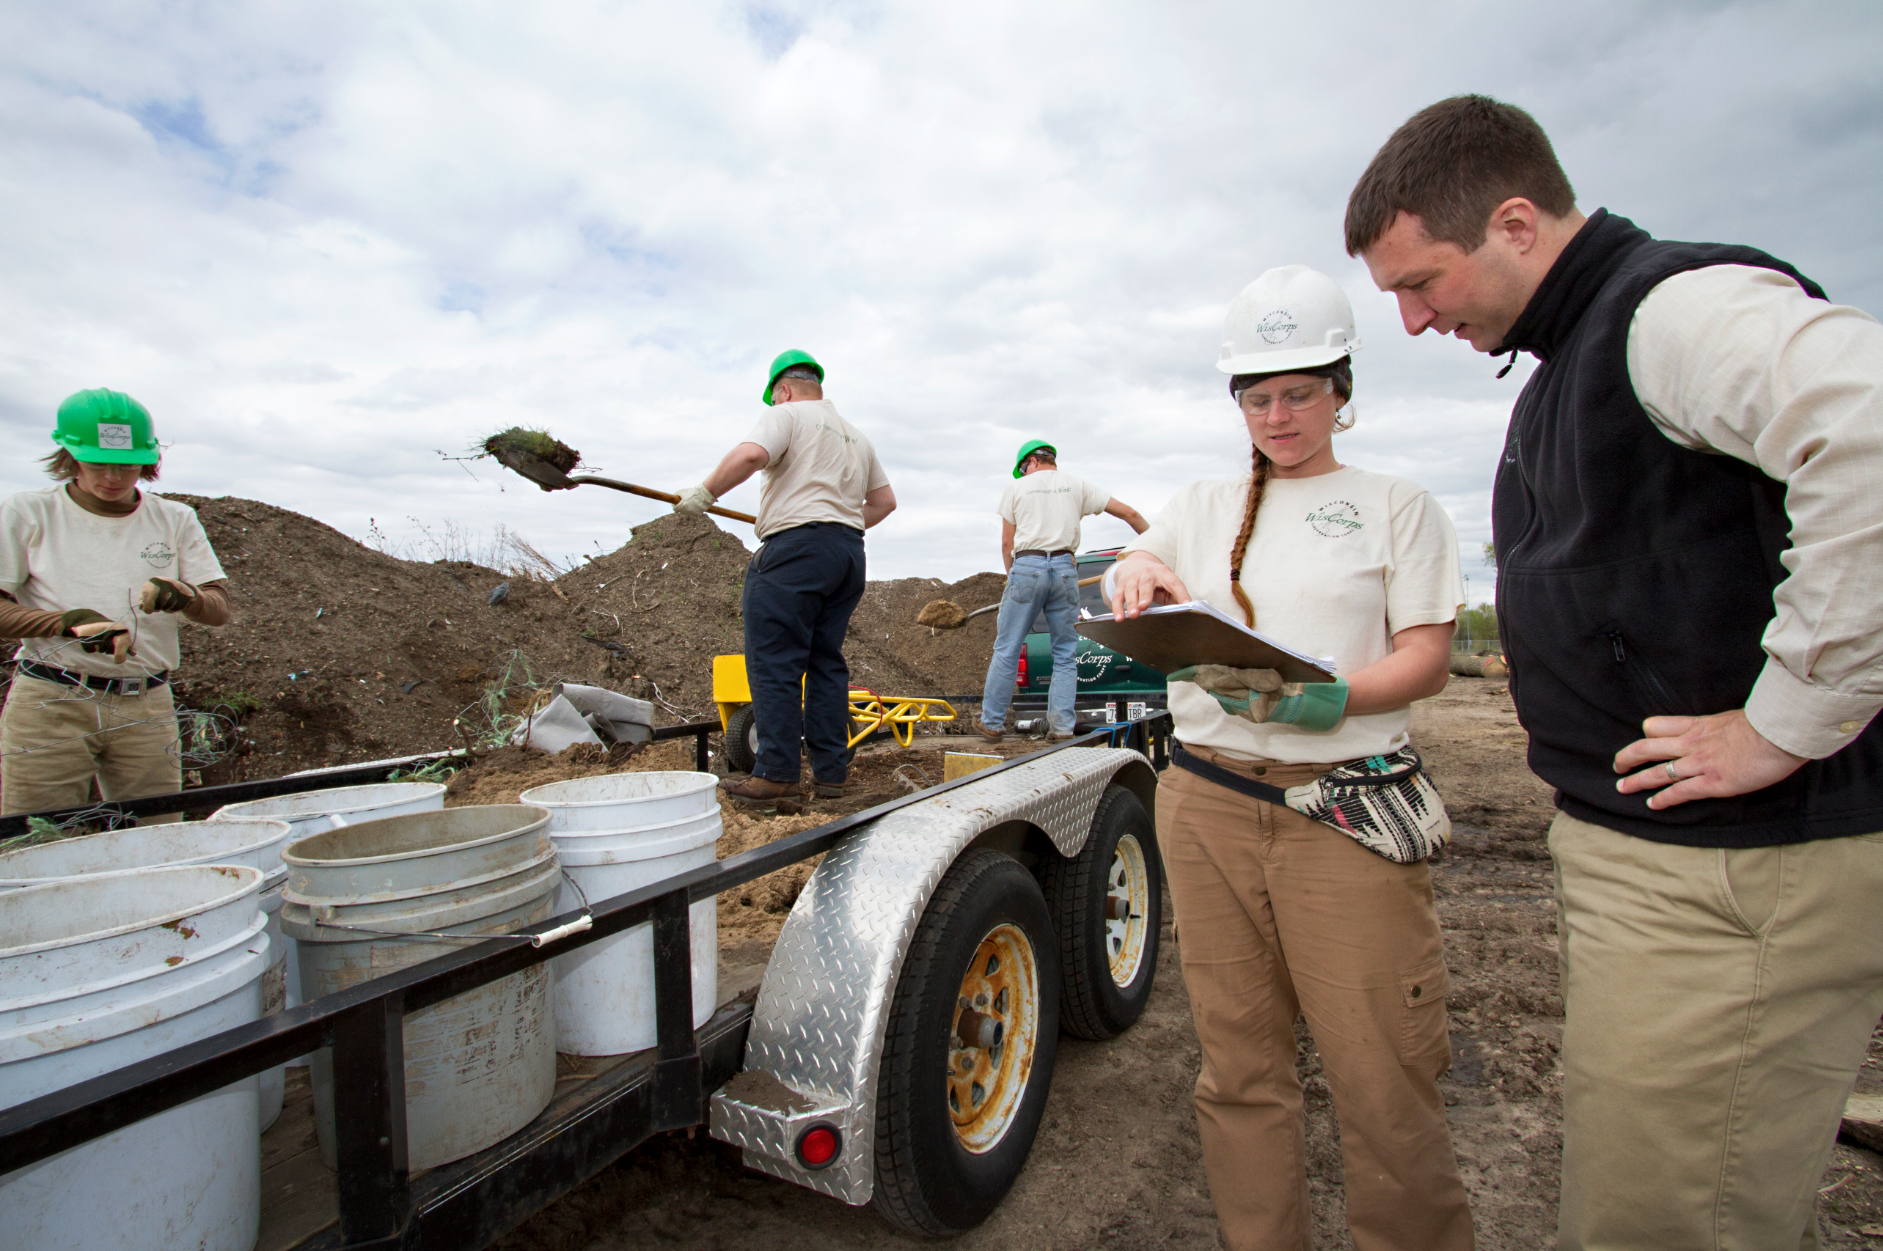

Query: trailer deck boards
257 965 768 1251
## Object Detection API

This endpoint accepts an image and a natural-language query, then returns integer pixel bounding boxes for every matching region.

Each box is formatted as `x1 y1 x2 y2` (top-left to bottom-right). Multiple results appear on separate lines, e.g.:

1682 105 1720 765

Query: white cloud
2 0 1879 609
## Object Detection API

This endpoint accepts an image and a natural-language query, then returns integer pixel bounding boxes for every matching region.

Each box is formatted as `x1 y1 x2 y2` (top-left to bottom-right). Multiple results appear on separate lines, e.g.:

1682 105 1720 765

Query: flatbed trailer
0 714 1173 1249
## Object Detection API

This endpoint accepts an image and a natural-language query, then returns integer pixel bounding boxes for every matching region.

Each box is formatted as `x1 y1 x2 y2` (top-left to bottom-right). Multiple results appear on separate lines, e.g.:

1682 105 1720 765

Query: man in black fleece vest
1347 96 1883 1250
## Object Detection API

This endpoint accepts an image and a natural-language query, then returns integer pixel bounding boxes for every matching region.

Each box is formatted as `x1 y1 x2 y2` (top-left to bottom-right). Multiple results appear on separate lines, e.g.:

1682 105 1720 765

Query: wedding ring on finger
1663 761 1680 782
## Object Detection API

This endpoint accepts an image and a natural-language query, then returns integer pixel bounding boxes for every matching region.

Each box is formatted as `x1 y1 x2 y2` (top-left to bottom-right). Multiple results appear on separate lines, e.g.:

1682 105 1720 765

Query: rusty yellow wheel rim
946 922 1040 1154
1105 833 1149 987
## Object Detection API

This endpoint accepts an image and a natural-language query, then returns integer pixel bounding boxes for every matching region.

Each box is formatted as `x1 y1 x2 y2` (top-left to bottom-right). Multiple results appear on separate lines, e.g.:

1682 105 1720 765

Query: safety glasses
1236 376 1333 416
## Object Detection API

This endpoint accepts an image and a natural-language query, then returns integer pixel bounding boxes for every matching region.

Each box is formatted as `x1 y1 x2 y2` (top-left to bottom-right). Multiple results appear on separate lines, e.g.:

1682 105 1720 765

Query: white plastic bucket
211 782 445 1064
279 804 558 1172
518 773 721 1056
0 864 269 1251
0 818 296 1130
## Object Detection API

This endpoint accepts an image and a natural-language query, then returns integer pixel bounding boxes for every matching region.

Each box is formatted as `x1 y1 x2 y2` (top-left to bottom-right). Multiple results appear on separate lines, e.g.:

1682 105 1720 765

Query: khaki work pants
1158 748 1475 1251
0 672 183 820
1551 813 1883 1251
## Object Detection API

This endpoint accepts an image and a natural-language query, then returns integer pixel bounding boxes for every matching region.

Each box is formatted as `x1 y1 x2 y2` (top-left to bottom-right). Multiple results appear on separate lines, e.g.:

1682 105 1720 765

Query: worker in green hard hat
978 439 1147 742
674 351 897 805
0 389 234 821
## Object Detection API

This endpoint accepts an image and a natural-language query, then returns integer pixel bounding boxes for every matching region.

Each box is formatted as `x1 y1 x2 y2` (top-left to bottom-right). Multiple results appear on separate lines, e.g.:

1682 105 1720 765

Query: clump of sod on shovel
483 428 582 478
477 426 757 524
915 574 1107 632
915 600 971 630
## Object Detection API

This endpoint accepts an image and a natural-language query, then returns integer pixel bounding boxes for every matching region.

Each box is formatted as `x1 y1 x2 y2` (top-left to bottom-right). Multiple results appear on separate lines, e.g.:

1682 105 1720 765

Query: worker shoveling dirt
481 427 757 524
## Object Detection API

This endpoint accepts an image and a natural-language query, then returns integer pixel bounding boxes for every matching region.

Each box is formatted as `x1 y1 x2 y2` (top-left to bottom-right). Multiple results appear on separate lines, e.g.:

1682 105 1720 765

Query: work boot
811 778 846 799
719 776 803 806
1047 728 1078 742
978 721 1005 742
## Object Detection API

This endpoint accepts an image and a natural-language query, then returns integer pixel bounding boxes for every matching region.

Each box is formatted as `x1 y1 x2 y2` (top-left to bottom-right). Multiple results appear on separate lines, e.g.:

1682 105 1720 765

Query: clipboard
1075 600 1339 684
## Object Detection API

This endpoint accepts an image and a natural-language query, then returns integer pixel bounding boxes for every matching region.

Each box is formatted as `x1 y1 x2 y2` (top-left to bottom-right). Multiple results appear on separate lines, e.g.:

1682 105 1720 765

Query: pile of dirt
141 495 1009 786
842 571 1008 697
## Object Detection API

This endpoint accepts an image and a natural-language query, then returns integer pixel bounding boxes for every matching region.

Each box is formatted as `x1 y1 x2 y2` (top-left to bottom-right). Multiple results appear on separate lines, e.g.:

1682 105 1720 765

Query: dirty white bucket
518 773 721 1056
0 818 297 1131
211 782 445 1064
279 804 559 1172
0 864 269 1251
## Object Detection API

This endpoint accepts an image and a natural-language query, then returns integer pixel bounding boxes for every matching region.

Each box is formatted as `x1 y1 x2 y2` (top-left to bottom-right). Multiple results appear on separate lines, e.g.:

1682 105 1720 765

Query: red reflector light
796 1124 841 1169
1016 653 1028 688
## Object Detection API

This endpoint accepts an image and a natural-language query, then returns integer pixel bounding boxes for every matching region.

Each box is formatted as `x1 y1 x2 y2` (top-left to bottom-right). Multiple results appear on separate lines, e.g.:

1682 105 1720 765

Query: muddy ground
485 679 1883 1251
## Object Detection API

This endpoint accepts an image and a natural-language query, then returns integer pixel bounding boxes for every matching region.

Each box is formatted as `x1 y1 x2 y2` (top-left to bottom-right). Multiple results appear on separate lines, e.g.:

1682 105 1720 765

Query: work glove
1170 664 1350 732
674 484 716 517
139 576 199 614
60 610 135 663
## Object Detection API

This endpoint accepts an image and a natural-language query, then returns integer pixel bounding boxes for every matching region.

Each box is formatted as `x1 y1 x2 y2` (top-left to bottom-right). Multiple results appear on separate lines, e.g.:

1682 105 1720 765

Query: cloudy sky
3 1 1879 602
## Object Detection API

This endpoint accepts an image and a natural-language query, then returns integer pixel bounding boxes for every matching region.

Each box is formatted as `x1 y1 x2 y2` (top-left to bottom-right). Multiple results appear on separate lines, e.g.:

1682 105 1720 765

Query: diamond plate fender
708 746 1154 1203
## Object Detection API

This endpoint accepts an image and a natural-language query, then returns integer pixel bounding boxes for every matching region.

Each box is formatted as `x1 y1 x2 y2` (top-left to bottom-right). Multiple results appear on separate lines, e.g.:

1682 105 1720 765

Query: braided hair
1228 445 1271 627
1226 358 1354 627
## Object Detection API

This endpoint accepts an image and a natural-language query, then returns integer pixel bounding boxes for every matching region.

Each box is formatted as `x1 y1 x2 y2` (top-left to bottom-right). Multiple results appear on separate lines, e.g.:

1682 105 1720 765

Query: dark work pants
741 522 867 784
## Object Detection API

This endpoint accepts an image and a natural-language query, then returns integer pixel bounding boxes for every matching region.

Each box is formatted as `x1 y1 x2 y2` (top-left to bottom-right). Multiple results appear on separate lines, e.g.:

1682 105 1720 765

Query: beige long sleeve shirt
1627 264 1883 759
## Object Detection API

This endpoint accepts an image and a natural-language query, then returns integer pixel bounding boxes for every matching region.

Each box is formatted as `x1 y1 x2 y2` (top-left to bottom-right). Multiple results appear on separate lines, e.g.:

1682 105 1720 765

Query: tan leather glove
1171 664 1350 730
68 618 136 663
1172 665 1287 721
139 577 199 614
674 484 716 516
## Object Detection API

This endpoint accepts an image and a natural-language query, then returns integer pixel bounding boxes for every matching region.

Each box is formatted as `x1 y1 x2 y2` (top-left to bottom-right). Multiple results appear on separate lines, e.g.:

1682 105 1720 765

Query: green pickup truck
1009 548 1169 730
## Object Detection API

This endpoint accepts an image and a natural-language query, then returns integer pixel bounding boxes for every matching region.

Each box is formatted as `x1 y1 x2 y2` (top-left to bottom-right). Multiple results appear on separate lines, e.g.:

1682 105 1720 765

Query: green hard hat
53 389 161 465
1013 438 1056 478
762 349 824 406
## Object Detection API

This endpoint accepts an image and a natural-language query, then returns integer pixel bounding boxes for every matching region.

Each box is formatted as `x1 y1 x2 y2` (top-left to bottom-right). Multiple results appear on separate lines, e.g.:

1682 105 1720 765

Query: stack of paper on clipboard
1075 600 1339 684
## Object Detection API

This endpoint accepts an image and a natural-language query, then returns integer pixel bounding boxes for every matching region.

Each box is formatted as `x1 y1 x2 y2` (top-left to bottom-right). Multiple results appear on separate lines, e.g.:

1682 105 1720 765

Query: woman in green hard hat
0 388 233 820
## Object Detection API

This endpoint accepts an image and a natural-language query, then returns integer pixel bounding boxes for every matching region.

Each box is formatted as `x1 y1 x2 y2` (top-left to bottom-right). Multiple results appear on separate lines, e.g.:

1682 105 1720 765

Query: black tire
1042 784 1161 1041
724 705 759 774
872 849 1061 1235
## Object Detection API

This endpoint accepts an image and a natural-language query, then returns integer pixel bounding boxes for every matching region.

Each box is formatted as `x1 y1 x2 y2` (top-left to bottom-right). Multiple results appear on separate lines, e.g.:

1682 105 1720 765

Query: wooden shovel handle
567 476 758 525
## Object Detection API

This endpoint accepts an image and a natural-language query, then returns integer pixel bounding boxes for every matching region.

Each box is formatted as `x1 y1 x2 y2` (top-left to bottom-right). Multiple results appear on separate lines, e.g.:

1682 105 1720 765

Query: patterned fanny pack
1171 743 1451 864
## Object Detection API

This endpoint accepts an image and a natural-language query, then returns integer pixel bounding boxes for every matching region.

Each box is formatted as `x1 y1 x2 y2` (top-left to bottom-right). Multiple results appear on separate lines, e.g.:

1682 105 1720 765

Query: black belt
17 660 168 697
1013 548 1074 559
1171 742 1291 806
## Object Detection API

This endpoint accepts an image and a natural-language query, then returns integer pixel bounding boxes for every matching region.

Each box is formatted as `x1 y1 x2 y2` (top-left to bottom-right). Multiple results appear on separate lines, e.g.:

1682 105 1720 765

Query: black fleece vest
1492 209 1883 847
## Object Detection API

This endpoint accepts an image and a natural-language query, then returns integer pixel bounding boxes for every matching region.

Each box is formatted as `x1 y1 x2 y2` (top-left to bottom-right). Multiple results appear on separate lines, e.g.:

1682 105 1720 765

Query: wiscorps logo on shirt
139 541 176 569
1306 501 1364 538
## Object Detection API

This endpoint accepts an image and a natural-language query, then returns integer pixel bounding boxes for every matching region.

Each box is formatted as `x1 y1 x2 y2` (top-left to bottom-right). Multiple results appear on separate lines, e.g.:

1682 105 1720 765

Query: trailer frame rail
0 713 1170 1250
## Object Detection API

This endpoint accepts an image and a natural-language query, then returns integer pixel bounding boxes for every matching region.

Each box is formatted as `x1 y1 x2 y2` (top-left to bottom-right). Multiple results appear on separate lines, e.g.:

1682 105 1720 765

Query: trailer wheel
1043 784 1160 1041
872 849 1060 1235
724 705 759 774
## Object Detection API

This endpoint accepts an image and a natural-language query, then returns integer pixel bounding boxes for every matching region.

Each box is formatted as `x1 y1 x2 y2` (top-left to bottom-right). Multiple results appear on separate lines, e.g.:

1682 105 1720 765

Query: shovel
484 431 757 525
916 575 1105 631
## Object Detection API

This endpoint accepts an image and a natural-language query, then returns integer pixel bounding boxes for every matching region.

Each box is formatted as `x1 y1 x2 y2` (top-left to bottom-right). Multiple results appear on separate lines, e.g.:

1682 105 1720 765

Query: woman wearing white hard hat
1108 266 1472 1249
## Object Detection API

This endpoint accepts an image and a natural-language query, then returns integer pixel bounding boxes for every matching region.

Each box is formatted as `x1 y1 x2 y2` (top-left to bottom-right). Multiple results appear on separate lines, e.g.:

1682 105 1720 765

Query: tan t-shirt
1120 465 1462 763
998 470 1111 554
0 486 228 678
743 400 890 539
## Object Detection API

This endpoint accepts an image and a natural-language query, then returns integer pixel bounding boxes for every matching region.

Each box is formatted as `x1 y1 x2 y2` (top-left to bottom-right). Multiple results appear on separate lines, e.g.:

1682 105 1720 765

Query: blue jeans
741 523 867 784
980 553 1079 734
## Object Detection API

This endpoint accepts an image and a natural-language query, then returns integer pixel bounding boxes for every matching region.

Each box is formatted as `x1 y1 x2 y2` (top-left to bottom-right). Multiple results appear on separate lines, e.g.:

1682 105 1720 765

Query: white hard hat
1217 265 1361 376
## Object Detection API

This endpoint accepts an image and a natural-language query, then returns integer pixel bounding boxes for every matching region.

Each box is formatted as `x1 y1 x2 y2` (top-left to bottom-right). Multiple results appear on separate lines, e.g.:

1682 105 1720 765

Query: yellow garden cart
712 654 956 773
